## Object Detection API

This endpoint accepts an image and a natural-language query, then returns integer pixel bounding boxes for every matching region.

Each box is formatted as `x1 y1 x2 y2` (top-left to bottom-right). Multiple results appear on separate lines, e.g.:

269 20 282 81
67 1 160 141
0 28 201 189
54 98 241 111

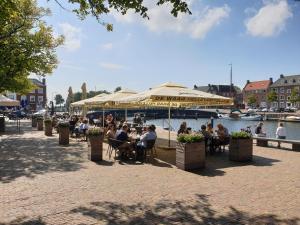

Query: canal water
146 118 300 140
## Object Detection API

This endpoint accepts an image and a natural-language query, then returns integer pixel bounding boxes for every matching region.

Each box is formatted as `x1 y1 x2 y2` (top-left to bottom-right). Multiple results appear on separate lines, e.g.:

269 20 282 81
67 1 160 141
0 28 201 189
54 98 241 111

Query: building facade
242 78 273 108
194 84 243 106
269 74 300 109
15 78 47 111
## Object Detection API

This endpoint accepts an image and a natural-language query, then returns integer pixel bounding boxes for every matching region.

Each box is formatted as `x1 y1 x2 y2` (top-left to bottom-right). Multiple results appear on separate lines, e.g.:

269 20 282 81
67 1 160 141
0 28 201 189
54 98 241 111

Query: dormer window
293 79 296 83
284 80 287 83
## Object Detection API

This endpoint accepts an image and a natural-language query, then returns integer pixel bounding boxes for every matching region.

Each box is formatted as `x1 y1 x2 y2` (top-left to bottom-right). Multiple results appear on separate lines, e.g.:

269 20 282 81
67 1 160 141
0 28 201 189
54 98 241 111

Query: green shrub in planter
44 118 52 124
36 116 44 121
231 131 251 139
177 133 204 143
58 121 70 128
87 127 104 136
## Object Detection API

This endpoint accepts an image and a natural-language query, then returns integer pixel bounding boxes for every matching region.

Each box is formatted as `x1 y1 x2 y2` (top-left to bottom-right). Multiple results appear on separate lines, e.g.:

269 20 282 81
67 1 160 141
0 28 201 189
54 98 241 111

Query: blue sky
37 0 300 100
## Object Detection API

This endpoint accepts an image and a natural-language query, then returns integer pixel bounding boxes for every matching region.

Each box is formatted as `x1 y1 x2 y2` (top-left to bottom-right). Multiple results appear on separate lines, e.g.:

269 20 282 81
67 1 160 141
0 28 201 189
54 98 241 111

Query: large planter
229 138 253 162
44 121 52 136
59 126 69 145
32 116 37 127
37 118 44 131
88 134 104 161
176 141 205 171
0 117 5 132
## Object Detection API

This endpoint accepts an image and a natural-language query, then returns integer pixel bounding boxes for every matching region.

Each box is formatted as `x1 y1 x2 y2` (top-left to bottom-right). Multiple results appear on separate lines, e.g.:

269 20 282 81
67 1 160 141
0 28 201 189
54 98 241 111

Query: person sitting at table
200 125 213 153
116 124 133 159
74 119 89 140
206 123 214 135
215 123 229 152
136 125 157 162
106 124 116 139
177 122 188 136
69 116 77 137
255 122 266 137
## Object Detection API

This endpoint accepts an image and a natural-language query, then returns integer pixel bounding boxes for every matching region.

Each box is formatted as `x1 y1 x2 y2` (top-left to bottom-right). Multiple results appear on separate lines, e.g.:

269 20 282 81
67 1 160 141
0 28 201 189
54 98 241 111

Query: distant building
242 78 273 108
270 74 300 109
194 84 243 106
14 78 47 111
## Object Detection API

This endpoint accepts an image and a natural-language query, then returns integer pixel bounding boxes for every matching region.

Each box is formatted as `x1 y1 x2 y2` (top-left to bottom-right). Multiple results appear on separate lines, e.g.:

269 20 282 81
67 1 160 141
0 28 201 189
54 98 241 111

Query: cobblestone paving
0 122 299 225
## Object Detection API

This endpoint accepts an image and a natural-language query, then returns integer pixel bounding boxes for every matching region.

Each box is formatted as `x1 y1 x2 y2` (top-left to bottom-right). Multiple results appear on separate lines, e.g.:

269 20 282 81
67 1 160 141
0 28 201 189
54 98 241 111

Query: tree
247 94 257 107
114 86 121 92
290 88 300 105
55 94 64 106
267 90 277 103
0 0 63 93
51 0 191 31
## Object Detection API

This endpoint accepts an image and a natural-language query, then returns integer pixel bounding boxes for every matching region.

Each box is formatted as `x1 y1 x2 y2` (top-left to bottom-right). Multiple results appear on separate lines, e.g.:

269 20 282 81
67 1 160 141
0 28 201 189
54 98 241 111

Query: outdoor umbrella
117 82 233 147
0 95 20 107
85 89 137 126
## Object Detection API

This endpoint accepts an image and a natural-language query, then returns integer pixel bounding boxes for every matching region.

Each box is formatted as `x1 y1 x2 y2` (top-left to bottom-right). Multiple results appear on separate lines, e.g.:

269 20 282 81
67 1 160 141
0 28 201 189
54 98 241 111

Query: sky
36 0 300 100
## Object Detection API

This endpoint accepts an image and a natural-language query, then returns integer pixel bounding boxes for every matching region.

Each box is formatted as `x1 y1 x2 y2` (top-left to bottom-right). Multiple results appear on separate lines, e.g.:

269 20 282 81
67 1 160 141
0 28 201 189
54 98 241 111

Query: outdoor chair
75 128 87 142
107 138 124 160
144 139 157 162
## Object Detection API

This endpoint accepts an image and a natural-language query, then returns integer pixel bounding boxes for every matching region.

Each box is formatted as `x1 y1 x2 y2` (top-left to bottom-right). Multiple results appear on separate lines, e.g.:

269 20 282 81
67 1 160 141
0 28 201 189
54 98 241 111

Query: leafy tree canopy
55 94 64 105
114 86 121 92
51 0 191 31
290 88 300 104
267 90 277 103
247 94 257 106
0 0 63 93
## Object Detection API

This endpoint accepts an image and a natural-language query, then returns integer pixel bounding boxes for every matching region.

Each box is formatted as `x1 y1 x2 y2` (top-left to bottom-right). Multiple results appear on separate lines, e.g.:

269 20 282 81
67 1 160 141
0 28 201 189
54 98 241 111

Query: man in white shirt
276 122 286 148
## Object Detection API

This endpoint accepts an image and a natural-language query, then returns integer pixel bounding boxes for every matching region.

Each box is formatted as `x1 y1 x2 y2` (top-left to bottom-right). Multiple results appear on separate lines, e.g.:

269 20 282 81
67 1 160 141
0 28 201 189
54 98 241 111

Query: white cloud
101 43 113 50
59 23 82 51
245 0 292 37
112 2 230 39
99 62 125 70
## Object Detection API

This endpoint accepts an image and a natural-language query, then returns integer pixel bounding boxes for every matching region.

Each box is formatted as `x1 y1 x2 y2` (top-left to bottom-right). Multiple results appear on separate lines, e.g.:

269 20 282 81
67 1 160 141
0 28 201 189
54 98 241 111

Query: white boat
285 116 300 122
240 114 262 121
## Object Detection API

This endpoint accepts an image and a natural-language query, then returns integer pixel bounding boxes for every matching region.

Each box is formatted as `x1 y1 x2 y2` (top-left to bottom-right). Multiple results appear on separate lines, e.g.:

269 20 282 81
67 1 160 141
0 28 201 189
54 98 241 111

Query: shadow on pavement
68 194 299 225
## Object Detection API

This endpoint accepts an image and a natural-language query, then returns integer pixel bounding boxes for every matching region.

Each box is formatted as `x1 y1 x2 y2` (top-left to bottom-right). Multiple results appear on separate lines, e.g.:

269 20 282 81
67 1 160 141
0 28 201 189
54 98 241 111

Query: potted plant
229 131 253 162
31 115 37 127
176 133 205 170
36 117 44 131
87 127 104 161
44 118 52 136
58 122 70 145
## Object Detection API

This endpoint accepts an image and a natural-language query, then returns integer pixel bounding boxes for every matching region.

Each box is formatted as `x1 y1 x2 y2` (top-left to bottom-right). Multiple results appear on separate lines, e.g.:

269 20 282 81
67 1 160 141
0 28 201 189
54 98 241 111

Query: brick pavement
0 121 299 225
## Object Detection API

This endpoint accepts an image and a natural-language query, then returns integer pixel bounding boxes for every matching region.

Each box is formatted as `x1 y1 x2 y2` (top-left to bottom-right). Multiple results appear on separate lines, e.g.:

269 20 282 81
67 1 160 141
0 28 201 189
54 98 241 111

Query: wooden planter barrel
0 117 5 132
59 126 69 145
37 119 44 131
44 122 52 136
229 138 253 162
176 142 205 171
88 134 104 161
32 117 37 127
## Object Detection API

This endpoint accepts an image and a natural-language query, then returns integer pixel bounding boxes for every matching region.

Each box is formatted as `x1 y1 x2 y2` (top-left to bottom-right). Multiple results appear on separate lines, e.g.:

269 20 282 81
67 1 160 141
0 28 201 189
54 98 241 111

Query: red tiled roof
244 80 271 91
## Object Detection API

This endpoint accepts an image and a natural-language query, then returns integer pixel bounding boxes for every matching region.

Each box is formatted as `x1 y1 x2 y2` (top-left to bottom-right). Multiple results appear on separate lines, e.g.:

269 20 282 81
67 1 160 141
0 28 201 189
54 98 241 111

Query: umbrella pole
168 103 171 148
102 108 105 127
125 108 127 121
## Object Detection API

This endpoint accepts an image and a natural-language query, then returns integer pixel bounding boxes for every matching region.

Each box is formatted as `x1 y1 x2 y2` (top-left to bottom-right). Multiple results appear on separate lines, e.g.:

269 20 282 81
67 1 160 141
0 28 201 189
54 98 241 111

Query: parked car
284 107 296 112
261 108 268 112
7 110 28 120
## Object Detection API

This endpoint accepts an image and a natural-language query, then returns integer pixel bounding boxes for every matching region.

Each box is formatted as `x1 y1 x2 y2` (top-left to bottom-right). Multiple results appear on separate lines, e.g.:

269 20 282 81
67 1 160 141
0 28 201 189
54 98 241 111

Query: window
287 89 291 94
37 88 43 94
287 96 291 101
272 102 278 108
29 89 35 94
280 95 285 100
273 88 278 93
38 96 43 103
284 80 287 84
280 102 285 108
280 87 285 93
30 96 35 102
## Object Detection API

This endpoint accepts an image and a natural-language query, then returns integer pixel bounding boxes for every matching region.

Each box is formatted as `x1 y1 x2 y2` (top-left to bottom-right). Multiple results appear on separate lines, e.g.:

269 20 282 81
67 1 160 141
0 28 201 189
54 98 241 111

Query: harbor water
146 118 300 140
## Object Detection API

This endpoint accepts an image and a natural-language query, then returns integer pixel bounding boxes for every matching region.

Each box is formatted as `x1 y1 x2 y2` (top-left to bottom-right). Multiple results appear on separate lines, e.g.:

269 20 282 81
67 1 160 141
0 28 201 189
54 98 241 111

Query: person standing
276 122 286 148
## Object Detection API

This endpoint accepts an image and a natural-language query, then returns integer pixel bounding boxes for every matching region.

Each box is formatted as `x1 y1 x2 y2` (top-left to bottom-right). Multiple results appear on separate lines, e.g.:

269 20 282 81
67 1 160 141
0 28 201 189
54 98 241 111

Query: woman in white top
276 122 286 148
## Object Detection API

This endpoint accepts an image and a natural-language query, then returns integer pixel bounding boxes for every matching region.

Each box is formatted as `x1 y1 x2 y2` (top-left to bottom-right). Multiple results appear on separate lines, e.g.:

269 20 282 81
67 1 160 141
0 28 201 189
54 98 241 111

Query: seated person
177 122 188 136
106 124 116 139
74 119 89 138
200 125 212 152
206 123 214 135
255 122 266 137
116 124 133 159
69 117 77 136
136 125 157 161
215 123 229 151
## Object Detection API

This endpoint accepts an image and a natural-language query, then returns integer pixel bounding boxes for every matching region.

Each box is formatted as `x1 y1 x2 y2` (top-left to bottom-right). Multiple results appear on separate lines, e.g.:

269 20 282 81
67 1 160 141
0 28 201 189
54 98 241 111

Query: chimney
208 84 211 87
42 78 46 85
247 80 250 84
269 77 273 84
280 74 284 79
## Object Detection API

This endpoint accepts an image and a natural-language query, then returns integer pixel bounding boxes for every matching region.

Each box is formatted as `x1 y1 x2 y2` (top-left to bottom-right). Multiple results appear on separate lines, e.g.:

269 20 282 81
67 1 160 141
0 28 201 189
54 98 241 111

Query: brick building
242 78 273 108
16 78 47 111
194 84 243 106
269 74 300 109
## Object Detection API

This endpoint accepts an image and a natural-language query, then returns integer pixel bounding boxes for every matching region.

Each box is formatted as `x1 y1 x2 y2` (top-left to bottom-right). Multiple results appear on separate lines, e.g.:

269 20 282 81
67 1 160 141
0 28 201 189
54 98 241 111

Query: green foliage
267 90 277 103
73 90 111 102
58 121 69 127
87 127 103 136
177 133 204 143
44 118 52 124
0 0 63 93
55 94 64 106
114 86 121 93
51 0 191 31
36 116 44 121
247 94 257 106
231 131 251 139
290 88 300 104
